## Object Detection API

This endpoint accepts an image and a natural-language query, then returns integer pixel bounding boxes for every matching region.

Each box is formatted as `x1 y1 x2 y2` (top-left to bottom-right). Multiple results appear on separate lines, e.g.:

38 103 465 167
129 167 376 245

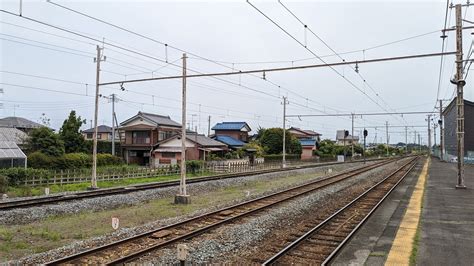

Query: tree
59 111 87 153
26 127 64 156
259 128 302 155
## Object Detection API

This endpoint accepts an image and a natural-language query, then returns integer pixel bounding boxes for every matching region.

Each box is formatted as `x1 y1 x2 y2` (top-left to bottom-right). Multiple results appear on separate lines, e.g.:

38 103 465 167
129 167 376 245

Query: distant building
335 130 359 145
82 125 119 142
119 112 181 166
0 116 44 133
299 138 317 160
442 98 474 157
288 127 321 140
153 133 227 165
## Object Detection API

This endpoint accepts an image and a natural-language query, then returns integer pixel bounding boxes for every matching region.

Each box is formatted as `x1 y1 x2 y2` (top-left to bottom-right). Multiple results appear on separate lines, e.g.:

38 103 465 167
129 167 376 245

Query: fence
432 148 474 164
21 158 318 187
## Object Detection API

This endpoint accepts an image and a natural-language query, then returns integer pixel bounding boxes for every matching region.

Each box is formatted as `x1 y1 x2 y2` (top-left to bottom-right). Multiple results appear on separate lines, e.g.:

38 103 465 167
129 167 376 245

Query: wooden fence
21 158 308 186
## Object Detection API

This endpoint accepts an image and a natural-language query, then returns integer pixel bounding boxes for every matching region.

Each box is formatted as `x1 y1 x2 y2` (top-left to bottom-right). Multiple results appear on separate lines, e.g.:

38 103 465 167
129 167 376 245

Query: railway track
262 156 419 265
45 157 402 265
0 158 384 211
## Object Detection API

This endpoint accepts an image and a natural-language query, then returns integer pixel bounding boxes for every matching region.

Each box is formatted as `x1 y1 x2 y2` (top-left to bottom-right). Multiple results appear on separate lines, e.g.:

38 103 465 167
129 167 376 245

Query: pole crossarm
98 51 456 86
286 111 437 117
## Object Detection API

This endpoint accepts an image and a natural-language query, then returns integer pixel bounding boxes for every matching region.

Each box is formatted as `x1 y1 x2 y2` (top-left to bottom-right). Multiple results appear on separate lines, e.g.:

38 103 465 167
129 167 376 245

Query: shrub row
262 154 301 161
0 168 52 187
28 152 123 170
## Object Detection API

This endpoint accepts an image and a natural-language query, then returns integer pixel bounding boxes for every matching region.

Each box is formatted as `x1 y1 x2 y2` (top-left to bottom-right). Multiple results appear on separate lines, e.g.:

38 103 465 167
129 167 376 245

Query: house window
86 133 93 139
97 133 102 139
162 152 175 158
159 131 174 141
132 131 150 144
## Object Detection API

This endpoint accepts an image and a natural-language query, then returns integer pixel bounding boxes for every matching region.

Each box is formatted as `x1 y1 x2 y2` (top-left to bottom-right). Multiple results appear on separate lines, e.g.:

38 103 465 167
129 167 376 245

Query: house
153 133 228 165
288 127 321 140
336 130 359 145
299 138 317 160
211 122 251 149
0 116 44 133
82 125 119 142
119 112 181 166
442 97 474 158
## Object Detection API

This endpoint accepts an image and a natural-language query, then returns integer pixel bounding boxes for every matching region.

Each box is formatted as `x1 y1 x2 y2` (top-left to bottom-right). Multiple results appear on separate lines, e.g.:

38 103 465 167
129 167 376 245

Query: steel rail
0 159 384 211
262 156 419 265
45 158 400 265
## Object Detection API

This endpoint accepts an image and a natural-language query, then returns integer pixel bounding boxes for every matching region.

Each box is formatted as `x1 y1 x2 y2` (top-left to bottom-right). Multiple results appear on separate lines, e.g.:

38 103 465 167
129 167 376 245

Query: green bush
185 160 204 174
28 152 123 170
263 154 300 161
0 175 8 193
0 168 51 186
97 153 123 166
28 151 56 169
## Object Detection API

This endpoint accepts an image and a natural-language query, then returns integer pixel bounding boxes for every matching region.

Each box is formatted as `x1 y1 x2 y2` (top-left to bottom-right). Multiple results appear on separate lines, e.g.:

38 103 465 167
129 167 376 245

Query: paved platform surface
332 158 425 265
417 159 474 266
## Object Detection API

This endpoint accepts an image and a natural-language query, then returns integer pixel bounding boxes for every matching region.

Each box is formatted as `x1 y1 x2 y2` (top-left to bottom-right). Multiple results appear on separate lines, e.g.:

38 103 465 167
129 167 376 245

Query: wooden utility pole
282 96 288 168
351 113 355 157
455 4 466 188
176 53 190 203
207 115 211 137
91 45 105 189
439 99 444 160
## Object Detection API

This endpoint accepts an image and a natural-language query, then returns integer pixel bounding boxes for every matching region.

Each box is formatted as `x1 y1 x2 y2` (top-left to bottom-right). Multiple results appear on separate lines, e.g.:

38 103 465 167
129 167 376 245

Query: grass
6 172 212 198
0 169 329 262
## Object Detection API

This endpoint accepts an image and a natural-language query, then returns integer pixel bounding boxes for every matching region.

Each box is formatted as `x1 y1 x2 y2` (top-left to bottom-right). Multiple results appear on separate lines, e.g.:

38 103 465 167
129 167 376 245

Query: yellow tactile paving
385 158 429 266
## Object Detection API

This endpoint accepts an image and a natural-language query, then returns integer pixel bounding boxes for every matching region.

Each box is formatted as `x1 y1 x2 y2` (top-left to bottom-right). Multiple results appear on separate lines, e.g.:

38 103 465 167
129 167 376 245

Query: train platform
332 157 474 266
416 159 474 265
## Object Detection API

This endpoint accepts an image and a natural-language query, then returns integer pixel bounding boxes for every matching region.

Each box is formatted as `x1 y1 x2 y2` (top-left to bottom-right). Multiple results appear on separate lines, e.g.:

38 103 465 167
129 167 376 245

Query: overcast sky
1 0 472 144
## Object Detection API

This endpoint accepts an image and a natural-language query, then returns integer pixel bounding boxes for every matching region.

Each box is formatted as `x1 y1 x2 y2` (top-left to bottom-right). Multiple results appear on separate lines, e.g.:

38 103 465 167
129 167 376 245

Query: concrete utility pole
282 96 289 168
385 121 389 156
439 99 444 160
427 114 432 156
351 113 355 157
207 115 211 137
176 53 190 204
110 93 118 156
405 126 408 154
91 45 105 189
418 133 421 152
455 4 466 188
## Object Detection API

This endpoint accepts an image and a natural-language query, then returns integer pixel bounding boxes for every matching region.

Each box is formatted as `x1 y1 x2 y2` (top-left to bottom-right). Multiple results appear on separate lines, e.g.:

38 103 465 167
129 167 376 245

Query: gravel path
134 159 409 264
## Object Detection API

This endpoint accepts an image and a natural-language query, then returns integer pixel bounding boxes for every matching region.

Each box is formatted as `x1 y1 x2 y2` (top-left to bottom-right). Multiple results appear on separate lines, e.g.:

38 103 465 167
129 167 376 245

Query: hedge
0 168 51 186
262 154 301 161
27 152 123 170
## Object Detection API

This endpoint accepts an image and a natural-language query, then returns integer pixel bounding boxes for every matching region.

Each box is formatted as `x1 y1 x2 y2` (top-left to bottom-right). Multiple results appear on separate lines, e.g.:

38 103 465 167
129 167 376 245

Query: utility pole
385 121 389 156
455 4 466 188
110 93 118 156
351 113 355 157
175 53 190 204
414 130 417 151
439 99 444 160
207 115 211 137
91 45 105 190
418 133 421 152
427 114 432 156
282 96 289 168
405 126 408 154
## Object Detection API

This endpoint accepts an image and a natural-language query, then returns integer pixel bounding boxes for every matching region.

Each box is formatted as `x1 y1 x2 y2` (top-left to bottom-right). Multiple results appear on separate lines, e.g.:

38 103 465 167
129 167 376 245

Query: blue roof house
211 122 251 149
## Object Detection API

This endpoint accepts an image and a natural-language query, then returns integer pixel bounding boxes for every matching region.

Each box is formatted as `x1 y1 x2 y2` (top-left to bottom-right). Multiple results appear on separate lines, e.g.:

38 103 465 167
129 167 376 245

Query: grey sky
1 0 472 144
